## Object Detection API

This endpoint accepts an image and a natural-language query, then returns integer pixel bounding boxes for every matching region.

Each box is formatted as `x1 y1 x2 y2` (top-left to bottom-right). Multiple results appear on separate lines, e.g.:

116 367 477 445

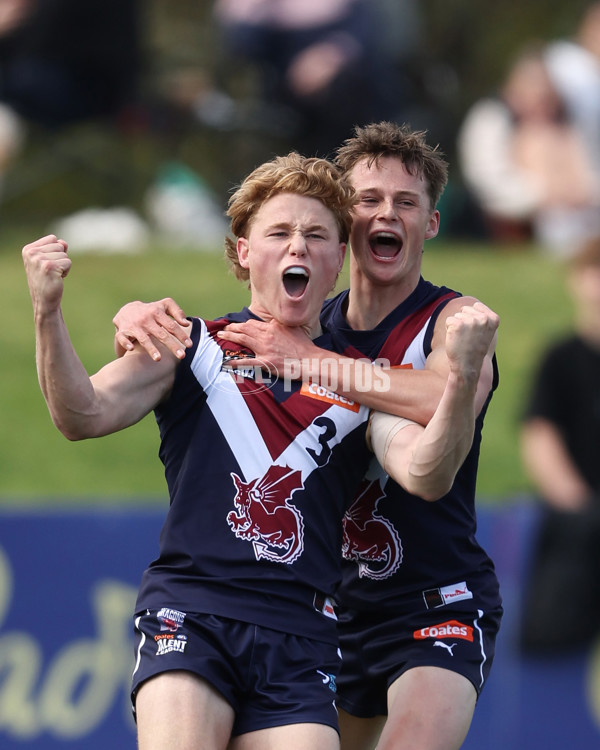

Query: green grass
1 236 572 506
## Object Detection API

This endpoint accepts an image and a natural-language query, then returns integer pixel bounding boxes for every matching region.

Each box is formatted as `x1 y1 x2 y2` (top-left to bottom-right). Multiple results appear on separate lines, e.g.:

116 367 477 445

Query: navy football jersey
135 308 371 643
321 278 502 614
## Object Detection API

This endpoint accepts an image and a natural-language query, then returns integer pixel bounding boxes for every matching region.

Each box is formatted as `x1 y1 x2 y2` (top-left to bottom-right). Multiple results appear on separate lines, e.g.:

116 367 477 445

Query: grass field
0 235 572 506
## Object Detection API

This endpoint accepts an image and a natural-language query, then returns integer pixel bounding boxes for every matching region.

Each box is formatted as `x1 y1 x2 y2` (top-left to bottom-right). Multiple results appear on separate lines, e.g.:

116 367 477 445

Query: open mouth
369 231 402 259
283 266 309 298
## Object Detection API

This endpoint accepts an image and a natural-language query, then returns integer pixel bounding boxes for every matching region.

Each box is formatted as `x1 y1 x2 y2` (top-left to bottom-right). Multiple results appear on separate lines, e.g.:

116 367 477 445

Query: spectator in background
520 236 600 653
545 2 600 178
0 0 138 128
0 0 139 196
211 0 403 157
456 43 600 255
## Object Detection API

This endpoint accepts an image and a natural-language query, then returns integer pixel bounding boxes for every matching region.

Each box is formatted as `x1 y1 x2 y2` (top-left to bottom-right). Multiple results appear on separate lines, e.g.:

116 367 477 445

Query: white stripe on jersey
190 319 369 483
401 317 430 369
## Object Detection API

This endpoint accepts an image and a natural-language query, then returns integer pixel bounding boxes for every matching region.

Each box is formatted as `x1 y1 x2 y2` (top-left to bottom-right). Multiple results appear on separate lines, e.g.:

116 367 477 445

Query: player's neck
247 304 322 339
345 275 416 331
345 286 403 330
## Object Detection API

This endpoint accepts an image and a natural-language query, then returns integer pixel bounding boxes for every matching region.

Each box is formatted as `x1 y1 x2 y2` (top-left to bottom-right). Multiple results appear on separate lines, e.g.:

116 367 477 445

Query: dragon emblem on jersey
342 479 402 580
227 464 305 564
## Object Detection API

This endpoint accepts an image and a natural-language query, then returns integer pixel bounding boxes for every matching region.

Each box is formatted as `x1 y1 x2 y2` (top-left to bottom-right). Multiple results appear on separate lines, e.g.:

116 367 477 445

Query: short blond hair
224 152 355 282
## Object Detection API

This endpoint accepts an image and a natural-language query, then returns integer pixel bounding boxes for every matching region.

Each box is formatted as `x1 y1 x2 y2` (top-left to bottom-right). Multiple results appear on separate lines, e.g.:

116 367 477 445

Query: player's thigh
379 666 476 750
338 708 385 750
230 722 339 750
136 669 235 750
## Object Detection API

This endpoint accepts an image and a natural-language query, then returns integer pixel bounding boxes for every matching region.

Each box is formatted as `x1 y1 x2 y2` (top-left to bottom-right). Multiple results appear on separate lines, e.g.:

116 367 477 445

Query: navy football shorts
335 598 503 718
131 609 341 736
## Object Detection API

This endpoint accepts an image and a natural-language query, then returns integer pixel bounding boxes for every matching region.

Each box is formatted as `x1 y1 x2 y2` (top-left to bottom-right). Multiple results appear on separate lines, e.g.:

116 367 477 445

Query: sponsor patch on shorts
413 619 474 642
422 581 473 609
154 633 188 655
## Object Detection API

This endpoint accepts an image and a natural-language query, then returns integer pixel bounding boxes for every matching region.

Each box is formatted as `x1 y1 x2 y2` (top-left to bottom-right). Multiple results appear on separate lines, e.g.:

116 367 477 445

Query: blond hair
225 152 355 282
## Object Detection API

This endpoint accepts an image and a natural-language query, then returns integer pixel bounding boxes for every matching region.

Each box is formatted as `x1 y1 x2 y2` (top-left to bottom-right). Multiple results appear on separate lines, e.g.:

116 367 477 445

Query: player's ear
424 210 440 241
237 237 250 270
337 242 347 273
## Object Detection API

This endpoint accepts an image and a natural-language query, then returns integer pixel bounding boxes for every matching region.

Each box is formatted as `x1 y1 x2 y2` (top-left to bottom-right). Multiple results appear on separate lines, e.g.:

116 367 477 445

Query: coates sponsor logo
157 607 186 632
413 620 473 642
301 382 360 412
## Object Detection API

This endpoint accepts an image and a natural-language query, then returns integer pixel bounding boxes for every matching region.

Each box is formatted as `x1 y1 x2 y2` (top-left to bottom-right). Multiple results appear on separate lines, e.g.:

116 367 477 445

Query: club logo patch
157 607 186 632
227 465 305 564
342 479 402 579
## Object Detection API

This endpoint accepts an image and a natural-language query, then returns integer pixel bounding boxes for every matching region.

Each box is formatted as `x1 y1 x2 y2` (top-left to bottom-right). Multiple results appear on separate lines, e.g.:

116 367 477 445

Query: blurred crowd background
1 0 600 255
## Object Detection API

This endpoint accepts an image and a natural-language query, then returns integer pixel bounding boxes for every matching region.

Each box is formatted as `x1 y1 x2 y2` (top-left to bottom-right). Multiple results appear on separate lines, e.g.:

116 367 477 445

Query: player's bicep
89 347 176 435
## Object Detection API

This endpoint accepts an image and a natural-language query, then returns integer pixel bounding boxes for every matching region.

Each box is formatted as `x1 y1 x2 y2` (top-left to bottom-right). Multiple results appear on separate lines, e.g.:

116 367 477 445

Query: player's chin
277 302 311 328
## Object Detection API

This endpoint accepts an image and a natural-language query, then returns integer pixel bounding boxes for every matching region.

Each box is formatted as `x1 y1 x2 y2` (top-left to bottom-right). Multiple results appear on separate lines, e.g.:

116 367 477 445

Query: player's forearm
301 347 444 425
35 309 102 440
387 370 476 500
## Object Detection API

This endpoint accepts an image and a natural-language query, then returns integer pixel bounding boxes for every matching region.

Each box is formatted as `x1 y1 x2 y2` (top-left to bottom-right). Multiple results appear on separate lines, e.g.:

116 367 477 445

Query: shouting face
348 156 440 297
237 192 346 336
